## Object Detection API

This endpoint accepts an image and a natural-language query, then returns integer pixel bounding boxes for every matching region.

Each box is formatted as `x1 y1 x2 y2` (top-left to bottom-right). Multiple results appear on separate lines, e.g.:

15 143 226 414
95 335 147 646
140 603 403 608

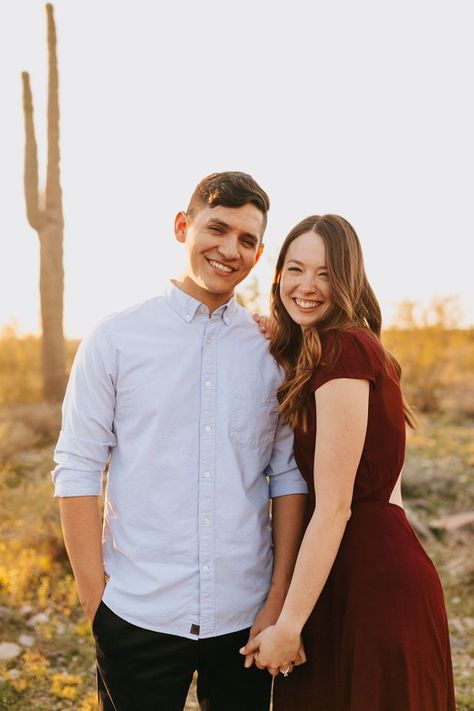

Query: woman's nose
300 276 318 294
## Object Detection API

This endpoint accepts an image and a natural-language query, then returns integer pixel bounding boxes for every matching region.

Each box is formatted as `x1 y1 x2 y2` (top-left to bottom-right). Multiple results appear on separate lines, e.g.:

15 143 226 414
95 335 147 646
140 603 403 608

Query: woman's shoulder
310 327 383 391
321 326 382 359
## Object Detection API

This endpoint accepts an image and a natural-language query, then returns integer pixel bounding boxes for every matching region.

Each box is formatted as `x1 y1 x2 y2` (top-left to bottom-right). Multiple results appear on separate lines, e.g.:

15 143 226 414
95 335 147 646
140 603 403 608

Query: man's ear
174 211 188 244
255 243 264 264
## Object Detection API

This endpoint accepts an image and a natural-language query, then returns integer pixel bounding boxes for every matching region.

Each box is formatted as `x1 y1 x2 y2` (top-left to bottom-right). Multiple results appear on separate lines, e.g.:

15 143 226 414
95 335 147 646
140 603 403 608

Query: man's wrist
266 579 290 601
77 574 106 606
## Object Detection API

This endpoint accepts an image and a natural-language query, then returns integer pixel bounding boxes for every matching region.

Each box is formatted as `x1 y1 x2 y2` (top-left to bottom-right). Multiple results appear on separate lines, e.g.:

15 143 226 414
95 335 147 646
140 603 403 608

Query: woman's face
279 231 332 327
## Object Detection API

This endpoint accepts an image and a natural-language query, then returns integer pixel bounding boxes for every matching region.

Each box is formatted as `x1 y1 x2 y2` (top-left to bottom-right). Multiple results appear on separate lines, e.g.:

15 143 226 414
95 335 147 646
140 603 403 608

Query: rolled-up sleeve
265 417 307 499
52 323 118 497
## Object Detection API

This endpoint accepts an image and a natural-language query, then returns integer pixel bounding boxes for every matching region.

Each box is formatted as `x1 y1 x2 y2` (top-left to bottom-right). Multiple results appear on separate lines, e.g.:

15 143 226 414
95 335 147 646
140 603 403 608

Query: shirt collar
164 282 237 326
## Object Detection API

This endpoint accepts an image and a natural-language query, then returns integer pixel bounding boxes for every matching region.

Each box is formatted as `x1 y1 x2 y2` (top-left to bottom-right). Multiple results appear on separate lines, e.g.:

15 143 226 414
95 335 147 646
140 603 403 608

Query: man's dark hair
186 172 270 227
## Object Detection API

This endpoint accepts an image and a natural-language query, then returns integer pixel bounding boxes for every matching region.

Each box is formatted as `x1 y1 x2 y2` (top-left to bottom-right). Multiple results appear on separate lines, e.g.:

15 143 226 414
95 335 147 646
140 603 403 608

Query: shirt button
199 306 206 314
206 337 212 344
204 425 211 433
203 471 211 478
203 565 210 572
203 517 210 525
205 380 212 387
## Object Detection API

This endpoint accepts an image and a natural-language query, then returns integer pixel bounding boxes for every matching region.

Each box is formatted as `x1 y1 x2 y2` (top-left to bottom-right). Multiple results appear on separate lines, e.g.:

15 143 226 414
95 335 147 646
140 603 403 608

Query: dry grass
0 403 61 463
384 327 474 418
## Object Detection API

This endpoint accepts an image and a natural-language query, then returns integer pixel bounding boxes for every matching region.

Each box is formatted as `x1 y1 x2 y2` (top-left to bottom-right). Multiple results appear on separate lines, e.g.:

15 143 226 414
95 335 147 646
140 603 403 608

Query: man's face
175 203 265 308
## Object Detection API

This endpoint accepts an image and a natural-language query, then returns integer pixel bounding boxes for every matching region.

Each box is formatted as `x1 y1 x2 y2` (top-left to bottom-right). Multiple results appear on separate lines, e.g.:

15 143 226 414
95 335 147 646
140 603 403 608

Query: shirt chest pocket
230 382 280 450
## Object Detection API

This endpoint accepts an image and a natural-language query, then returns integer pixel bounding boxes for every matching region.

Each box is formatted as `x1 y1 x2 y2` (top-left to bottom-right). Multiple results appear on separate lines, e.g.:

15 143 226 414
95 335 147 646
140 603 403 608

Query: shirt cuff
52 470 103 497
269 469 308 499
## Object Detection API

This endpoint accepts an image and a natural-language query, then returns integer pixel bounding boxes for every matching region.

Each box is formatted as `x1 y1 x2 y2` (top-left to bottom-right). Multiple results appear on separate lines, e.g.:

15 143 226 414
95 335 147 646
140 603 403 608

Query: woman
241 215 455 710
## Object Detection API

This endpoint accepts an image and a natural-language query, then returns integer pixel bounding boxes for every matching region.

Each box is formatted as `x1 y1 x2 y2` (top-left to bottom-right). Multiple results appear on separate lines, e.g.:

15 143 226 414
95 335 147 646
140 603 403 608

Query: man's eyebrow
207 218 230 230
240 232 259 245
207 219 259 245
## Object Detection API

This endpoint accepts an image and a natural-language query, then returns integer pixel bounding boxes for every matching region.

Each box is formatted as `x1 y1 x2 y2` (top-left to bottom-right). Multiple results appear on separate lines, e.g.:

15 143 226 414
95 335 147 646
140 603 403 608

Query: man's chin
200 275 241 294
193 278 236 298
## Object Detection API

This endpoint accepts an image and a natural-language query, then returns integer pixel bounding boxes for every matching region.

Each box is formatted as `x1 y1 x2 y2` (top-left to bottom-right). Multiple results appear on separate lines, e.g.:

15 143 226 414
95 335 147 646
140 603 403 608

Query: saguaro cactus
22 3 66 401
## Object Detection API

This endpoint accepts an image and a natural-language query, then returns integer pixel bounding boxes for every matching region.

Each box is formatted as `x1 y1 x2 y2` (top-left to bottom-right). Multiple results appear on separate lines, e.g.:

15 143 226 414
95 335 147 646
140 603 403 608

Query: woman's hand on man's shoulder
253 313 274 340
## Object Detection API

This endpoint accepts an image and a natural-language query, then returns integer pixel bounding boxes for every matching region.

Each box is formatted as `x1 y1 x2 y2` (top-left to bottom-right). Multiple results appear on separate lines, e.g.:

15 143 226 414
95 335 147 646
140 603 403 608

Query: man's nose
218 236 240 261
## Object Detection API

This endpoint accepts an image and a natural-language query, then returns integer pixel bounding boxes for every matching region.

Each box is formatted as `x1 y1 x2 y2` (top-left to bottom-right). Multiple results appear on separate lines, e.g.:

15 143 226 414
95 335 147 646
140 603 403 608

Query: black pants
93 601 272 711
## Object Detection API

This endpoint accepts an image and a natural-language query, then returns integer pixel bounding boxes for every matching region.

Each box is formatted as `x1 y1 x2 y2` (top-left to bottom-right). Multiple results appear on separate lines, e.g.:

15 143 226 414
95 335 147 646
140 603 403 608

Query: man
52 171 307 711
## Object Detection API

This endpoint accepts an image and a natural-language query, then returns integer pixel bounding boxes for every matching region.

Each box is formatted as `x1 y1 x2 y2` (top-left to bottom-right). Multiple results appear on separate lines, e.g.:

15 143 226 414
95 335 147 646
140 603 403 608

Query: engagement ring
281 668 290 677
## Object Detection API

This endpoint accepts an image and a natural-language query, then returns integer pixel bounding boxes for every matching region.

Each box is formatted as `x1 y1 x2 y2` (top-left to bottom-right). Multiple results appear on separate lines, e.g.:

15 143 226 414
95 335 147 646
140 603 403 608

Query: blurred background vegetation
0 295 473 709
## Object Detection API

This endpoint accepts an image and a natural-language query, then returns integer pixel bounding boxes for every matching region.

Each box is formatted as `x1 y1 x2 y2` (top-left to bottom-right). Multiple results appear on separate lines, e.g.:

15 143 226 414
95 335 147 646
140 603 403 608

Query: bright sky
1 0 473 338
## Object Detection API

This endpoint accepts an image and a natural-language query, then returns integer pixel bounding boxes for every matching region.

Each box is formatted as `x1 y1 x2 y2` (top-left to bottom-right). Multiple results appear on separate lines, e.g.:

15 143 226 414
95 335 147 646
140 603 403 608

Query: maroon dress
273 328 455 711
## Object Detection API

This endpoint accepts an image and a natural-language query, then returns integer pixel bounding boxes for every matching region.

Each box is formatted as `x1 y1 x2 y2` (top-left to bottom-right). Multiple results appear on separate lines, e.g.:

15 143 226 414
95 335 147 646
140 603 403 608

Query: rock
405 506 436 541
463 617 474 630
449 617 464 635
0 607 11 621
27 612 49 627
7 669 20 679
19 605 33 616
430 511 474 532
449 634 466 650
18 634 35 647
0 643 21 660
56 622 66 635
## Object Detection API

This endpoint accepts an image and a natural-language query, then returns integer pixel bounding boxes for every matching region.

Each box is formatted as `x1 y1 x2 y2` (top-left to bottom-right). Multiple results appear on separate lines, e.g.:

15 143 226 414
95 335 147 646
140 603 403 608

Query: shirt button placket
198 318 219 636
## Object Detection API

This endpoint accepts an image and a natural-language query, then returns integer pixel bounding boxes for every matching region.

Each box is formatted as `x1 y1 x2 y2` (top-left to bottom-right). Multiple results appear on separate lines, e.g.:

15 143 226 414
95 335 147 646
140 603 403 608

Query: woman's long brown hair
270 215 416 430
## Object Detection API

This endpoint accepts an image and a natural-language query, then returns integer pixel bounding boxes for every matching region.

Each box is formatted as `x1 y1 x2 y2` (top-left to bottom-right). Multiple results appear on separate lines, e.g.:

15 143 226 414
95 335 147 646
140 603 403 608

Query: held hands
243 596 283 669
240 623 306 677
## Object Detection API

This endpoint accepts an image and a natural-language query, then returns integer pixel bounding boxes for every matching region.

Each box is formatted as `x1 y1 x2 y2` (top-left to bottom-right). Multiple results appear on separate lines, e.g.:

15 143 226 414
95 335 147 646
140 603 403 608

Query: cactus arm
22 71 43 231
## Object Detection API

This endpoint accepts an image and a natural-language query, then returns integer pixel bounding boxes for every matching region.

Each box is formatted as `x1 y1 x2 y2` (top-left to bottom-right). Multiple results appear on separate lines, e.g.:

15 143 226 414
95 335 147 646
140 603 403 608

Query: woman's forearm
277 505 351 634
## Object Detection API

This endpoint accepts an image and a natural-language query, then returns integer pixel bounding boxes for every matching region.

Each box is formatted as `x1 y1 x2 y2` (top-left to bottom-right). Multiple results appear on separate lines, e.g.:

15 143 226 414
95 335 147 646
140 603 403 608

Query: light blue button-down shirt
52 283 307 639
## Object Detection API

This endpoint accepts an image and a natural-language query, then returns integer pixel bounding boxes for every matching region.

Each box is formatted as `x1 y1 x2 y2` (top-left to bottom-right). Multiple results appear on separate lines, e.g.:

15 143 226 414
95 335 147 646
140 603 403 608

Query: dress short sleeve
309 328 378 392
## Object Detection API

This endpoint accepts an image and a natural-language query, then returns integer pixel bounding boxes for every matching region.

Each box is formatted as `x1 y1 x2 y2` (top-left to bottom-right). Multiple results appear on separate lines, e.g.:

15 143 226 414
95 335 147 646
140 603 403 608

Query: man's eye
242 239 257 248
209 226 223 233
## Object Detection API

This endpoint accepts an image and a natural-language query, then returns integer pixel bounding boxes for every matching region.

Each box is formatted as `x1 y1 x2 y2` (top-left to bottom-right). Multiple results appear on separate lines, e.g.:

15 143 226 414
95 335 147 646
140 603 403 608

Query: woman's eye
288 267 302 273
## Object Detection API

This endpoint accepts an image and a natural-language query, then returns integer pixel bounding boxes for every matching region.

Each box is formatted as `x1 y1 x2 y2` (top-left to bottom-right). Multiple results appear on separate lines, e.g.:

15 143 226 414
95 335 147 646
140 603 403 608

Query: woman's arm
241 377 369 674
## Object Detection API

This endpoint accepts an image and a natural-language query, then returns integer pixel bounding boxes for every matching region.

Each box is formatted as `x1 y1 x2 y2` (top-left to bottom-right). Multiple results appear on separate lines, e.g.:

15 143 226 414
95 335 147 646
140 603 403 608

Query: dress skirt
273 501 455 711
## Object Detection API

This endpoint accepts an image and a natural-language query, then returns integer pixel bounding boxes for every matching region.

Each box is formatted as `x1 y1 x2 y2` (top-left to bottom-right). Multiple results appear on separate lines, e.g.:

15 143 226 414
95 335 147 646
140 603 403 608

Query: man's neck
172 278 233 315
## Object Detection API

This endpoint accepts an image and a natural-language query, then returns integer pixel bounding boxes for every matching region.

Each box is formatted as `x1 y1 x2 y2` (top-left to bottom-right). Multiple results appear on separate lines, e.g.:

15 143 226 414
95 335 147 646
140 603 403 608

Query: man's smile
206 258 237 274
